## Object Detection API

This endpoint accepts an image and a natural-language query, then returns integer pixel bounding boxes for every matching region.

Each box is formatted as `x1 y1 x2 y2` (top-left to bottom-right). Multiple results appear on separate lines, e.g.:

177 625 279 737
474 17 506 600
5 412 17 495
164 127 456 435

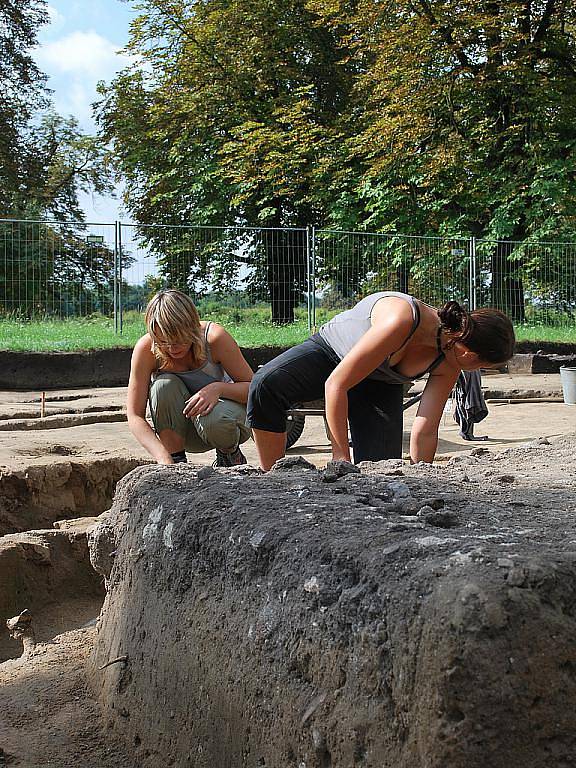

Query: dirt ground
90 434 576 767
0 624 137 768
0 372 574 767
0 372 570 470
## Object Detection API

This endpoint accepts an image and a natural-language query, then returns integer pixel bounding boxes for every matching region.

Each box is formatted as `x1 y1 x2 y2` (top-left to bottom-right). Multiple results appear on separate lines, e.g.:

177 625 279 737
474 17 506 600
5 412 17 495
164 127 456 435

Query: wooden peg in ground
6 609 36 656
40 391 46 418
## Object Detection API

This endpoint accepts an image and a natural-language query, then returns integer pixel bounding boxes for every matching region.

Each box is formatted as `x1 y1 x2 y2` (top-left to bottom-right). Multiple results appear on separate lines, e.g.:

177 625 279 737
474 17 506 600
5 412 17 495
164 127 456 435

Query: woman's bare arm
410 366 459 462
324 298 415 461
126 335 173 464
182 324 253 419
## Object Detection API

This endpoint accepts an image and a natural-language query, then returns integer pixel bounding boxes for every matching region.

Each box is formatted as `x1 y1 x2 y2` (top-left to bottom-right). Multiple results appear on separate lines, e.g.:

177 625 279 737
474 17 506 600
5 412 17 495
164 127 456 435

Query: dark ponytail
438 300 474 341
438 301 515 364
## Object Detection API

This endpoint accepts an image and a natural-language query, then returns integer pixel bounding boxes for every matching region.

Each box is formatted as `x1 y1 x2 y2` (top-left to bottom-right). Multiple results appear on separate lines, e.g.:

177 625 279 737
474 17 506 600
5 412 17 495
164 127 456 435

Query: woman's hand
183 382 223 419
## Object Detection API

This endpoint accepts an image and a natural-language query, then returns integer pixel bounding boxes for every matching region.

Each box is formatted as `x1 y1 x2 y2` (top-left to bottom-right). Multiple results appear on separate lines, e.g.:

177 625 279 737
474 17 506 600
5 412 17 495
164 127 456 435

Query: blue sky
34 0 139 221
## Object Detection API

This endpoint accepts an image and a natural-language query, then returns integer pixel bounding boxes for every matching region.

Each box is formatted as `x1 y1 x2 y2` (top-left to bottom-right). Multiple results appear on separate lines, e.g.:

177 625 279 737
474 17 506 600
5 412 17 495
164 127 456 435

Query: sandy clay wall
89 440 576 768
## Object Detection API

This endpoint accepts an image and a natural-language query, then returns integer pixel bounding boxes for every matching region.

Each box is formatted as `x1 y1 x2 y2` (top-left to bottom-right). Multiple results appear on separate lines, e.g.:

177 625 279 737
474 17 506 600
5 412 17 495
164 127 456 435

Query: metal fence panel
0 219 117 319
1 218 575 331
118 223 309 325
313 230 473 324
475 239 576 326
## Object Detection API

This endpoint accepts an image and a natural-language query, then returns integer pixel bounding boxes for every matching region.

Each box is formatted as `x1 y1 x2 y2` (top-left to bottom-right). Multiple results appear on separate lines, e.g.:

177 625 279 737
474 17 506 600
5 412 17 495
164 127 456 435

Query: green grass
1 309 575 352
513 324 576 344
0 308 319 352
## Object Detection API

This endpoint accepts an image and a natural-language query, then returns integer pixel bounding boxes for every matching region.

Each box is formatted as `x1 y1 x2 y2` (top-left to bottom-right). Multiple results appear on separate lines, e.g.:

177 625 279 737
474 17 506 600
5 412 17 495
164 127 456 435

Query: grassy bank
2 310 575 352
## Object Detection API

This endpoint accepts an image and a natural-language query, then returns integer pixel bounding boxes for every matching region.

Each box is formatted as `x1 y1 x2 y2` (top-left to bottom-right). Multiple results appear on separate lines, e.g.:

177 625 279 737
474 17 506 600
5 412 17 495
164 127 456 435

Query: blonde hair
145 289 205 367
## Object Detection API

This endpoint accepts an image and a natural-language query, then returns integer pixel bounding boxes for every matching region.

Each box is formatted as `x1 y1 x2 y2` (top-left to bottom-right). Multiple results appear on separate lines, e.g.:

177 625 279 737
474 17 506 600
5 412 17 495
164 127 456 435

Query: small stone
197 466 215 480
421 497 445 510
249 531 267 550
497 558 514 567
385 521 425 532
416 535 459 547
507 565 527 587
497 474 515 484
420 509 459 529
470 447 490 457
396 498 421 515
387 480 411 499
311 728 326 751
303 576 321 594
448 455 478 466
272 456 316 472
301 692 327 725
322 460 360 482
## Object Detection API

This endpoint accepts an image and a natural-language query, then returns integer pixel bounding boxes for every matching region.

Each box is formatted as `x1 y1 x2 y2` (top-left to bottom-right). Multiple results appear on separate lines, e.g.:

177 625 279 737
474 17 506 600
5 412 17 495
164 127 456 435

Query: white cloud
36 30 132 79
35 30 137 129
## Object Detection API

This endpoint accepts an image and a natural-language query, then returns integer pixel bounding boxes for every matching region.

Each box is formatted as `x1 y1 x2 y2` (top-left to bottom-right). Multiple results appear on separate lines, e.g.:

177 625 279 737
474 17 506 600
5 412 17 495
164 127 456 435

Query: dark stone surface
532 353 576 373
89 441 576 768
2 342 575 389
0 347 290 390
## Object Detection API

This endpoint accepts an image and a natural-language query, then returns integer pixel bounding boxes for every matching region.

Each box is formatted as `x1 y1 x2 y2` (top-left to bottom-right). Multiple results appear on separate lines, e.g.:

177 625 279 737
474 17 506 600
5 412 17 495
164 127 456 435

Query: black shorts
247 335 404 462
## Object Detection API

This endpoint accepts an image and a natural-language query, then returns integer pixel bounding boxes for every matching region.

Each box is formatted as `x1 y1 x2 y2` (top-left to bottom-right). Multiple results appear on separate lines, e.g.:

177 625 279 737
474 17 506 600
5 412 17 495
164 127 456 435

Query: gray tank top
318 291 444 383
155 322 231 394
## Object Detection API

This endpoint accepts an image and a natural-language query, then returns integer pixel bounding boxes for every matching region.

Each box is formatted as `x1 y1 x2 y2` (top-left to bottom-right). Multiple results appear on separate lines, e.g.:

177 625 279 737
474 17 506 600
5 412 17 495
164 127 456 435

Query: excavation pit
89 438 576 768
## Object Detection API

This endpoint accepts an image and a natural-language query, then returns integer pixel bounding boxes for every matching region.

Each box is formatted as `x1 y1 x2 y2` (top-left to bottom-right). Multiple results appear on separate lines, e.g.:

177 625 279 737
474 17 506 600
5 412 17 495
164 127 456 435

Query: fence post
311 225 317 332
469 236 477 310
306 225 312 333
118 221 123 334
114 221 119 333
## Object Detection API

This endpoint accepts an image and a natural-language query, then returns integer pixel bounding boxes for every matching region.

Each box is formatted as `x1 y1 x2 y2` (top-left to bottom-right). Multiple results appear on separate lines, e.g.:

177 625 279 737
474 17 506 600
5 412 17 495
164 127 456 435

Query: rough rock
89 438 576 768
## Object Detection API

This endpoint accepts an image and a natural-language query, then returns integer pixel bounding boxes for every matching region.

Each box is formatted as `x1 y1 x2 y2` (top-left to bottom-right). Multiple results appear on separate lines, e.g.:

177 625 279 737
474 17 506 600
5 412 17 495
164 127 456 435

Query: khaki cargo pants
149 373 251 453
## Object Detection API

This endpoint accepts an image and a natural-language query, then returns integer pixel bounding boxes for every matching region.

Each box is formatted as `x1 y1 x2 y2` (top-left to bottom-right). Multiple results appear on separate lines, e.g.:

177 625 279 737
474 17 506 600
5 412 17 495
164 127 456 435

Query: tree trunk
491 240 526 322
262 211 307 325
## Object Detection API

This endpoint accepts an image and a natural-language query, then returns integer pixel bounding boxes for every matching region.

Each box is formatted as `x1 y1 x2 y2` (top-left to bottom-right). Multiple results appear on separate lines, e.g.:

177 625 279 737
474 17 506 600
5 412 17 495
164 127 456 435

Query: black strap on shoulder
436 323 443 355
392 297 420 355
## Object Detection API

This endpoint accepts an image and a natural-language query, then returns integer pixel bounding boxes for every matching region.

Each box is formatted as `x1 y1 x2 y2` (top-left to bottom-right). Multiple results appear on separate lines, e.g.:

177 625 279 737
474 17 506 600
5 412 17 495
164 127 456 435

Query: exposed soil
0 624 136 768
90 435 576 768
0 376 575 767
0 458 149 536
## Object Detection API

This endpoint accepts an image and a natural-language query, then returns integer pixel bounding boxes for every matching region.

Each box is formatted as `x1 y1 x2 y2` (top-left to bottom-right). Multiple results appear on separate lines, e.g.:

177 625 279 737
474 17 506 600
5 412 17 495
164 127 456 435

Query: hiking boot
213 445 247 467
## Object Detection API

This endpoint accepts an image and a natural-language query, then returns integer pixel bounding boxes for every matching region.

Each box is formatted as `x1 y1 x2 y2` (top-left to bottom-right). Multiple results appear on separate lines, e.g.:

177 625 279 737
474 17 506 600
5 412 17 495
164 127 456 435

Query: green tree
1 0 113 220
97 0 354 322
0 0 116 318
329 0 576 318
0 0 49 210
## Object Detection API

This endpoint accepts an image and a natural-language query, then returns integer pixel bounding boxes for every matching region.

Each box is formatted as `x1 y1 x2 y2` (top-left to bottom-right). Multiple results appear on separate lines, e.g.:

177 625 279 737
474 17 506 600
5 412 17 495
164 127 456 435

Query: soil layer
90 437 576 768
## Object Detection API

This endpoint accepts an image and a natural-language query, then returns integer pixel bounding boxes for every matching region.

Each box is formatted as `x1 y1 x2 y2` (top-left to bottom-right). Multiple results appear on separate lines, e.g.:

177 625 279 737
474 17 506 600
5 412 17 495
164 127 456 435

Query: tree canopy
0 0 112 220
0 0 115 318
102 0 576 239
339 0 576 242
98 0 576 321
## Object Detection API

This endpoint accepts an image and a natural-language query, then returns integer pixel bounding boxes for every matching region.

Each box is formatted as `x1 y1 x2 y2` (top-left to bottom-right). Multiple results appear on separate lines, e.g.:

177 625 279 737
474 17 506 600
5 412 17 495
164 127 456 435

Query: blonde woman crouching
127 289 253 466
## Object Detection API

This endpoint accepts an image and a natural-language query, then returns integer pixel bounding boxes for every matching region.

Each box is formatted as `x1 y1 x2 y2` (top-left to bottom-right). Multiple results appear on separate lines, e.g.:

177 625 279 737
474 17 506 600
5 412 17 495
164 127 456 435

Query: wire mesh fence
313 230 473 326
119 223 311 326
1 218 575 332
475 238 576 326
0 219 118 321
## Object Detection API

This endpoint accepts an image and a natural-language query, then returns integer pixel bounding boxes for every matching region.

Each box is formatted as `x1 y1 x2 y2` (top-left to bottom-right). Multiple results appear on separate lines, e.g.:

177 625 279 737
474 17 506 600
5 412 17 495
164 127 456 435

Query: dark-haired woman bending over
247 291 515 470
